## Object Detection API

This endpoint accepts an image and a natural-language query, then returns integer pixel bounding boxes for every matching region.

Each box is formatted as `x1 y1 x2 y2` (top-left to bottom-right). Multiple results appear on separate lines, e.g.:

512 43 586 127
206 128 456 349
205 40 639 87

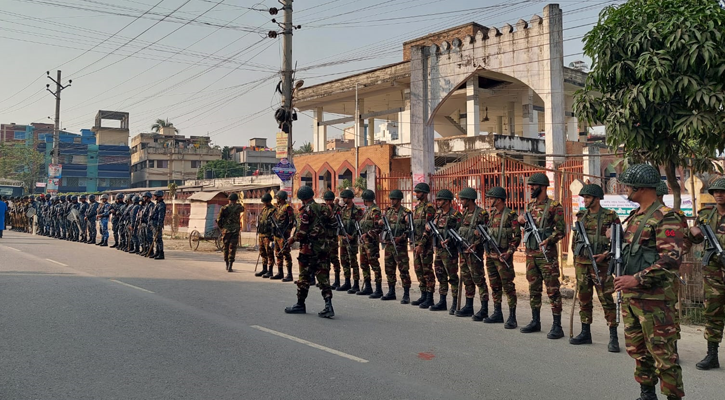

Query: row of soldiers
3 191 167 259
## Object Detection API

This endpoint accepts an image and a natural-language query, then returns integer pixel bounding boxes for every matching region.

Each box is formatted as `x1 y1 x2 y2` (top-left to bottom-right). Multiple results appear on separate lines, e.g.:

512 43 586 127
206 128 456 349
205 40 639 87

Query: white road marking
251 325 369 363
110 279 155 294
45 258 68 267
5 246 21 251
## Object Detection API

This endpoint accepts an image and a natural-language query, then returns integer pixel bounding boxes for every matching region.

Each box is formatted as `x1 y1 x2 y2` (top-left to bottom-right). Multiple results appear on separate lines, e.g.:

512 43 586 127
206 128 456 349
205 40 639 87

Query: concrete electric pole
46 70 71 165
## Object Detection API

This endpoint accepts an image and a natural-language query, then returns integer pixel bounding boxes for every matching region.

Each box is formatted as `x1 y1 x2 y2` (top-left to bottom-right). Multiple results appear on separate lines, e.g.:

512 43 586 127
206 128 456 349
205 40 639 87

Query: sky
0 0 624 148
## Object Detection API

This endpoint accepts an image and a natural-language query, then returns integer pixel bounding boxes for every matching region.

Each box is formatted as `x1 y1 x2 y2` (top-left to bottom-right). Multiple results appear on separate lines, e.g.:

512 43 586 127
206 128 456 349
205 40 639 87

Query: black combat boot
347 280 360 294
147 250 155 258
284 299 306 314
547 314 564 339
400 287 410 304
429 294 447 311
357 280 373 296
110 241 118 248
100 239 108 247
504 307 517 329
337 278 351 291
154 252 164 260
666 396 682 400
696 341 720 370
255 264 268 277
569 323 592 345
381 284 396 301
282 266 293 282
448 296 458 315
262 266 274 278
636 384 657 400
455 298 474 317
270 266 284 280
419 292 434 308
369 282 383 299
225 261 230 271
331 271 340 290
608 326 620 352
411 289 427 306
95 239 102 246
318 298 334 319
228 262 234 272
482 302 502 323
520 308 541 333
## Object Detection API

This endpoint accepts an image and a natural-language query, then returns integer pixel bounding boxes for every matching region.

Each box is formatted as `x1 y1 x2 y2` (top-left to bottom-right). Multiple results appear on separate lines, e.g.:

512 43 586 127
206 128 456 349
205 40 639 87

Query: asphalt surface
1 231 723 400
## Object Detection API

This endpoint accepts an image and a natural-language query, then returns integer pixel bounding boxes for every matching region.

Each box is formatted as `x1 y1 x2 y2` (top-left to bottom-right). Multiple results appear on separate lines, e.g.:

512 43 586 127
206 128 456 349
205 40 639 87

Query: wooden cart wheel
189 230 201 251
213 227 223 251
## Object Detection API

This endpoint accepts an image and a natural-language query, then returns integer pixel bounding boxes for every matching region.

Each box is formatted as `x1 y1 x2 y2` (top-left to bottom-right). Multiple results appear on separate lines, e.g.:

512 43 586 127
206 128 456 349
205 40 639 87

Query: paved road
0 231 722 399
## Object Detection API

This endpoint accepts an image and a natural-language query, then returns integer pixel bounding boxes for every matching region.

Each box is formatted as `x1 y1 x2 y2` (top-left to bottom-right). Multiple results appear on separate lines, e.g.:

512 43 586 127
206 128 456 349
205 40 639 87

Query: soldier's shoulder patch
575 210 585 218
402 207 411 213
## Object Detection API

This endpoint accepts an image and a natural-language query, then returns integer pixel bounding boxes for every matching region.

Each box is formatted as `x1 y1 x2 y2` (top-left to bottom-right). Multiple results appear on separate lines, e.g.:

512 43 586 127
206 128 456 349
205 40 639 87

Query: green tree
294 142 313 155
197 159 247 179
221 146 231 161
574 0 725 209
0 143 44 194
151 118 179 133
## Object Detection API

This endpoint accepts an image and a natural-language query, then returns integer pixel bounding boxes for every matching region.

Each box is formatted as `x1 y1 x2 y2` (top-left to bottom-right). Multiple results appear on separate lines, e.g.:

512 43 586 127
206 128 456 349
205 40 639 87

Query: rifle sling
629 201 662 254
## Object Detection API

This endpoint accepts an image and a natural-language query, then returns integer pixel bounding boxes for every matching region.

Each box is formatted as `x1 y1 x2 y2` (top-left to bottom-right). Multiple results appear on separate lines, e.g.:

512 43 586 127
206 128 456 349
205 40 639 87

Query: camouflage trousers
574 258 617 327
274 236 292 269
623 298 684 398
222 231 239 263
384 242 411 287
339 238 360 280
525 249 562 315
703 262 725 343
461 252 488 301
297 248 332 300
413 245 436 293
486 255 517 308
434 246 459 297
360 241 383 283
329 238 341 273
258 235 275 267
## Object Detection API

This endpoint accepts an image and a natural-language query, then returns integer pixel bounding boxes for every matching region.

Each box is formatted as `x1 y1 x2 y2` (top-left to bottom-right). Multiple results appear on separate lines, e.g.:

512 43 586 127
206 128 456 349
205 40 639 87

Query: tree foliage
197 159 247 179
151 118 179 133
575 0 725 208
0 143 45 194
294 142 313 155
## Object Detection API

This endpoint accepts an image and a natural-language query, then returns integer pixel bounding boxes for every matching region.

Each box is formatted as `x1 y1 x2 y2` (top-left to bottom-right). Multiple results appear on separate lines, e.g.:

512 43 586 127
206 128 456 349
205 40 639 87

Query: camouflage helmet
362 190 376 201
656 181 669 196
323 191 335 201
436 189 454 201
60 195 66 201
116 193 124 200
389 189 404 200
340 189 354 199
485 186 507 200
100 194 109 200
276 190 288 200
71 196 78 202
89 194 96 201
153 190 164 197
579 184 604 199
297 185 314 201
708 178 725 195
228 193 239 201
527 173 550 187
618 164 661 188
132 195 141 203
79 194 87 200
458 188 477 200
261 193 273 203
414 182 430 193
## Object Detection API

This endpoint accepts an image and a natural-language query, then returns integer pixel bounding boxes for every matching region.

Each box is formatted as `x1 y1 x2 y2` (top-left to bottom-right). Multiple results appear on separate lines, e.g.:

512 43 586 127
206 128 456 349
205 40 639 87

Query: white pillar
410 46 435 184
565 96 578 142
521 88 538 138
356 98 365 147
507 101 516 136
582 146 601 185
367 117 375 146
312 107 326 152
398 89 411 145
466 77 480 137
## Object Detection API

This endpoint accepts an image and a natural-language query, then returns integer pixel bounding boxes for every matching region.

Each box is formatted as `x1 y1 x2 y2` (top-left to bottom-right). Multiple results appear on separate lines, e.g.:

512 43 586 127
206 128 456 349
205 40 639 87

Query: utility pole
46 70 71 165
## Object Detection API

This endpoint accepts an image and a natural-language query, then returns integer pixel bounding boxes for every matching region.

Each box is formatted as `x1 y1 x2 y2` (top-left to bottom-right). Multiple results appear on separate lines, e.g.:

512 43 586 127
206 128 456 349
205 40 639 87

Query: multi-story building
0 122 54 146
227 138 277 176
130 127 222 188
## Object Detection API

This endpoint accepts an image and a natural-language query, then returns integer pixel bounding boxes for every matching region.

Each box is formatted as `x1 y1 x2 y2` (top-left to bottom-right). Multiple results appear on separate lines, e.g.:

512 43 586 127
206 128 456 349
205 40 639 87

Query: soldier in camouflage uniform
482 187 520 328
255 193 276 278
570 184 621 352
686 177 725 371
323 191 342 289
380 189 412 303
615 164 684 400
358 190 384 298
455 188 490 319
411 183 437 308
337 189 363 293
424 189 462 314
284 186 334 318
518 172 566 339
271 191 295 282
217 193 244 272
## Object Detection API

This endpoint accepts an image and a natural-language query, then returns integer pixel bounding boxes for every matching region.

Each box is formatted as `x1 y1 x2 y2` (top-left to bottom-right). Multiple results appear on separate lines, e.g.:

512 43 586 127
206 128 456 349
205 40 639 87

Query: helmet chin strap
531 187 542 198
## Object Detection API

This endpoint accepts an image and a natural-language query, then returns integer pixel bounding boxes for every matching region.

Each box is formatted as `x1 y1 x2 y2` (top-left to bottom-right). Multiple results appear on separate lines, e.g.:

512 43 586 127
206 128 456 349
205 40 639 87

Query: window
148 160 155 168
191 160 202 168
13 131 26 140
157 160 169 168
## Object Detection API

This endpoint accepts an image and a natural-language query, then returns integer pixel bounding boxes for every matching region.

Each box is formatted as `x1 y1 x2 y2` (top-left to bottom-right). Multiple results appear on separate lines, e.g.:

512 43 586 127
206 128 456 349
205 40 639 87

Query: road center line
45 258 68 267
5 246 21 251
251 325 369 363
110 279 155 294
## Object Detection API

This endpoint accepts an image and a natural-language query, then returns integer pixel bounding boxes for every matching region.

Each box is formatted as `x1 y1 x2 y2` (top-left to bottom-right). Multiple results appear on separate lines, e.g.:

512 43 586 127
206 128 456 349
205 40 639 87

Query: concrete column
312 107 326 152
466 77 479 137
565 96 578 142
410 46 435 184
368 117 375 146
507 101 516 136
543 4 566 199
582 146 601 185
520 88 538 139
398 89 411 145
356 98 365 147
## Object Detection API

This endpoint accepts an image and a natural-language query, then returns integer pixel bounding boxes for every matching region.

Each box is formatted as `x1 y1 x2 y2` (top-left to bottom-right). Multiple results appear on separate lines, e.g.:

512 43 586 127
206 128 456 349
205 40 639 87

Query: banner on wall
572 194 694 218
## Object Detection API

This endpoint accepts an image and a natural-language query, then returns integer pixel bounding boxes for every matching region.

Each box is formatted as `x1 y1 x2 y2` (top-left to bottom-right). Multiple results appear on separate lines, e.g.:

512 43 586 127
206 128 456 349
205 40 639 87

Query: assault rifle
427 220 452 256
336 214 352 247
270 217 289 252
354 220 364 243
476 224 512 270
448 228 482 262
700 224 725 266
608 223 624 324
572 220 603 286
381 215 399 255
523 212 549 262
407 211 415 250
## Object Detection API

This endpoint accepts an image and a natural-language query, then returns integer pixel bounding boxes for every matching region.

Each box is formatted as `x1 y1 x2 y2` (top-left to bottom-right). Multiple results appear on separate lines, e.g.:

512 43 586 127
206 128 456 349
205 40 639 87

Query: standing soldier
425 189 462 314
127 195 141 253
482 187 520 328
138 192 152 255
411 183 437 308
217 193 245 272
97 194 111 246
144 193 156 257
271 191 294 281
455 188 490 318
78 195 89 243
110 194 124 247
322 191 343 289
614 164 684 400
687 177 725 371
518 173 566 339
284 186 334 318
255 193 276 278
337 189 363 293
570 184 621 351
150 190 166 260
380 189 412 303
358 189 384 298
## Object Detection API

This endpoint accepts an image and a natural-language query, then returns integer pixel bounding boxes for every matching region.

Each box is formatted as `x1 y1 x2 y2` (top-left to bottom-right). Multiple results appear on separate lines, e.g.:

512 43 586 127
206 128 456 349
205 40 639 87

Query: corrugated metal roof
188 191 227 201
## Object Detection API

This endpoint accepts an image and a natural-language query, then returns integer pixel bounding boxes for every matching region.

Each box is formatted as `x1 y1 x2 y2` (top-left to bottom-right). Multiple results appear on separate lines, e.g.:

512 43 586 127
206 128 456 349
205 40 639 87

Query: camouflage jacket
294 200 330 254
217 203 244 234
460 206 489 249
524 198 565 252
426 208 462 250
360 204 382 244
622 203 683 302
340 204 363 239
686 206 725 264
487 207 521 255
273 203 295 238
384 205 411 245
257 204 276 236
413 200 436 247
322 202 342 240
572 207 620 264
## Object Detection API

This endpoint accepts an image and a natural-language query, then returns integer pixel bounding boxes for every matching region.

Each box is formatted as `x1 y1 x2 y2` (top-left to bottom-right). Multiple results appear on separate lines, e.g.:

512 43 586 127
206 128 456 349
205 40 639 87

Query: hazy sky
0 0 622 148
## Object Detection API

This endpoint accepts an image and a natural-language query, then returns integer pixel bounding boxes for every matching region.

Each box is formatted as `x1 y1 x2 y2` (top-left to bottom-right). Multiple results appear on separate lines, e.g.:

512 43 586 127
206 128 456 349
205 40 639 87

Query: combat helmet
656 181 669 196
414 183 430 193
436 189 454 201
153 190 164 197
485 186 507 200
276 190 288 200
618 164 661 188
261 193 273 202
707 178 725 195
458 188 477 200
143 191 152 198
116 193 124 200
340 189 354 199
389 189 404 200
323 191 335 201
228 193 239 201
579 184 604 199
527 173 550 187
361 190 376 201
297 186 314 201
100 194 109 200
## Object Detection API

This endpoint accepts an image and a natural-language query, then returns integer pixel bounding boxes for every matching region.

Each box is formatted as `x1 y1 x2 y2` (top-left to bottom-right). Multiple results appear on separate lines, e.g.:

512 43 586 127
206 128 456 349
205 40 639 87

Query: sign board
272 158 296 182
280 180 293 195
573 194 694 218
47 178 60 194
48 164 62 179
276 132 288 159
36 182 46 188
